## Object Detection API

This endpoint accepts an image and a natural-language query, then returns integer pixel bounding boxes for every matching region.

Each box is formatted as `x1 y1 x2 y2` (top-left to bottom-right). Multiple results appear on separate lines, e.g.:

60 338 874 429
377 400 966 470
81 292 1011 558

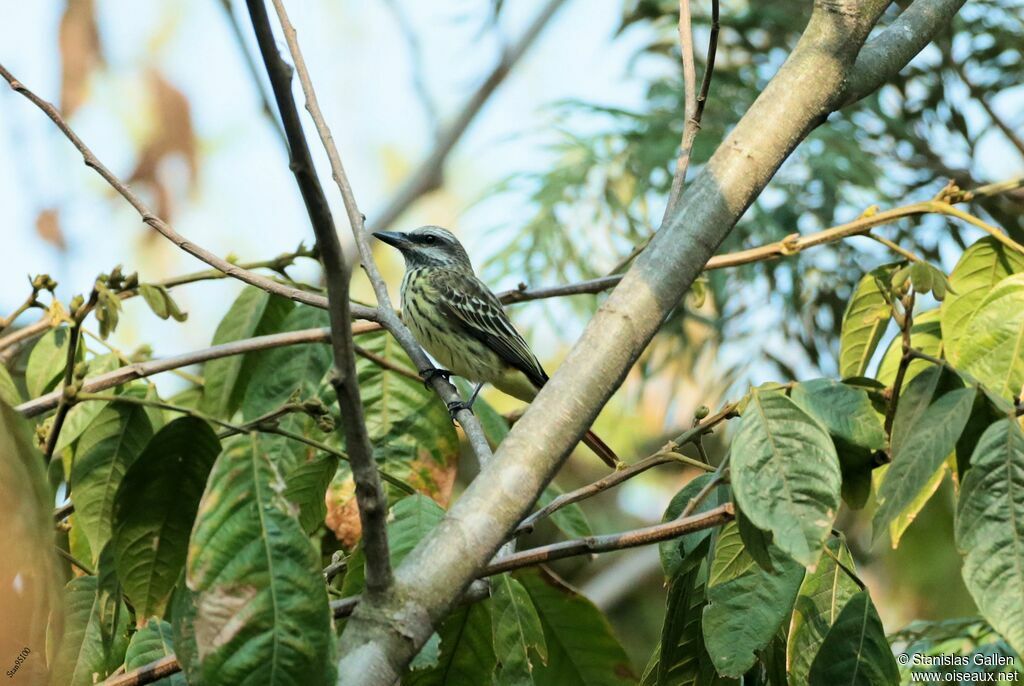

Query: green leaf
0 363 22 405
787 536 862 685
70 402 153 560
49 576 129 686
283 451 339 534
955 419 1024 655
958 273 1024 402
201 287 294 418
839 268 892 378
872 387 975 544
735 506 774 574
491 574 548 685
406 602 496 686
139 283 188 322
875 309 943 388
807 591 898 685
111 417 220 619
792 379 885 510
517 568 637 685
342 494 446 597
0 400 61 684
243 305 331 420
701 522 804 678
644 560 735 686
53 353 122 454
536 483 593 539
660 472 728 578
125 619 185 685
26 326 77 397
730 388 841 567
942 236 1024 366
187 433 335 685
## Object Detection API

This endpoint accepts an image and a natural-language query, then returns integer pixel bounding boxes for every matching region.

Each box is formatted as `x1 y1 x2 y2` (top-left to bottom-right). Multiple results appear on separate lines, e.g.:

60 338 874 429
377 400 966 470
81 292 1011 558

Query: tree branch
842 0 967 107
370 0 567 232
497 176 1024 304
336 2 901 680
246 0 392 596
0 63 374 321
268 0 494 466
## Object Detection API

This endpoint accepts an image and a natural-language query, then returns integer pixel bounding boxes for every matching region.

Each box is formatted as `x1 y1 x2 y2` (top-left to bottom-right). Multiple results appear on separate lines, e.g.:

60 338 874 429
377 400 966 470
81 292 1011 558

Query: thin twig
515 401 736 534
100 656 180 686
55 546 94 576
269 0 494 465
247 0 394 596
498 177 1024 304
0 62 375 321
884 291 916 442
866 232 921 262
487 504 734 576
43 291 97 462
662 0 699 222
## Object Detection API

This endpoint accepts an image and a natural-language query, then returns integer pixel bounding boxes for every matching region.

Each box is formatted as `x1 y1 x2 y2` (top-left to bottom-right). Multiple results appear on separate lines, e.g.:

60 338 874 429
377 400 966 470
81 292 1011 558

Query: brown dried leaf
129 71 198 222
325 477 361 549
59 0 103 117
35 208 67 251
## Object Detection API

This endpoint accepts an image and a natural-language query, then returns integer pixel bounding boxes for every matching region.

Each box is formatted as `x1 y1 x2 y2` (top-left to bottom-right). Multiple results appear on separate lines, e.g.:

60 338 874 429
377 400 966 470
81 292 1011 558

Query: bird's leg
445 383 485 421
420 367 454 389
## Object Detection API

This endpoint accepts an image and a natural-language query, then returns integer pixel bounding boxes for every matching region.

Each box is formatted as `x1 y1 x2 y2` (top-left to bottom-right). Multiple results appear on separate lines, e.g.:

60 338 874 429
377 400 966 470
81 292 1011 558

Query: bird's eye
423 235 437 244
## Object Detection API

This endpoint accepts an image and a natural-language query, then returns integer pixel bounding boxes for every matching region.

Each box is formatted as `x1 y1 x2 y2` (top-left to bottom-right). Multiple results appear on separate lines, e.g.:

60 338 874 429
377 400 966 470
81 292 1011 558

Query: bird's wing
432 271 548 389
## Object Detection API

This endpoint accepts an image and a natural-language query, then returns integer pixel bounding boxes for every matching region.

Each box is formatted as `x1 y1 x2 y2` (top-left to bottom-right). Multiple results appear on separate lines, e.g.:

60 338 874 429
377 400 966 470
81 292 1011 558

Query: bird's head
373 226 474 271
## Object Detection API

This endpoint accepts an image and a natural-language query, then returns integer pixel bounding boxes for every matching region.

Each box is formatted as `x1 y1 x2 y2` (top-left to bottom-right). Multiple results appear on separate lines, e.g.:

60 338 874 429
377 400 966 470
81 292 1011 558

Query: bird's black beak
372 231 411 250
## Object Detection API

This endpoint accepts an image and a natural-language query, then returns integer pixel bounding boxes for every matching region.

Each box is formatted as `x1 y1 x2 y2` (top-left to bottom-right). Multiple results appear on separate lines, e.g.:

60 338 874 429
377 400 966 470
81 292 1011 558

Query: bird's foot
421 367 453 389
446 399 474 421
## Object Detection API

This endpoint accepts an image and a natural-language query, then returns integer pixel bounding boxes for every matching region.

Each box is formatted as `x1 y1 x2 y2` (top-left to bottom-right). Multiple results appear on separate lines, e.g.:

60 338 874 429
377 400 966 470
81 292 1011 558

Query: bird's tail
582 429 621 470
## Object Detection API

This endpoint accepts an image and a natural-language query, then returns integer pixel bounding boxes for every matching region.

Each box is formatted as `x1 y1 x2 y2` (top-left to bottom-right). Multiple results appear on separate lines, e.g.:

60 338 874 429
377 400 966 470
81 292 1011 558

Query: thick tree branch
268 0 494 466
246 0 392 596
335 3 907 680
370 0 566 232
0 63 375 321
842 0 968 107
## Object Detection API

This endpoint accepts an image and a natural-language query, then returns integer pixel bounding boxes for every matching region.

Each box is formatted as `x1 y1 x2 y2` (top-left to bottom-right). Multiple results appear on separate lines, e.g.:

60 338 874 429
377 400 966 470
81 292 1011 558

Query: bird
373 225 621 469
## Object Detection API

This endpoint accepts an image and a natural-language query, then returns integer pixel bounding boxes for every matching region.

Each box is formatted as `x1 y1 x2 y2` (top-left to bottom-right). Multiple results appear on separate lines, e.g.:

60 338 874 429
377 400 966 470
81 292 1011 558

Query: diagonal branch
370 0 567 232
269 0 494 465
0 62 376 321
245 0 392 595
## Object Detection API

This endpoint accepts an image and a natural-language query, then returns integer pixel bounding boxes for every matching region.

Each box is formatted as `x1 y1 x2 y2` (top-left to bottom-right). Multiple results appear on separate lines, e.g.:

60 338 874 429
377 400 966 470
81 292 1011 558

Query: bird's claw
421 368 453 389
446 400 473 421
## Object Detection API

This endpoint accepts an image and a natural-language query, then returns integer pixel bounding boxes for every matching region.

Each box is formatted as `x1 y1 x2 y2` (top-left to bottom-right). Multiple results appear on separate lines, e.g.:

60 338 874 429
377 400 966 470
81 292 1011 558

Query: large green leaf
517 568 637 685
111 417 220 619
187 433 335 685
53 353 121 454
406 602 496 686
70 402 153 561
283 451 338 534
243 305 331 420
730 388 841 567
787 536 861 685
201 287 294 418
701 523 804 678
0 401 61 684
342 494 446 597
26 327 75 397
792 379 885 509
49 576 129 686
0 364 21 405
958 273 1024 402
955 419 1024 655
872 387 975 544
491 574 548 686
875 309 943 387
839 268 892 378
125 619 185 685
807 591 898 685
942 236 1024 366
